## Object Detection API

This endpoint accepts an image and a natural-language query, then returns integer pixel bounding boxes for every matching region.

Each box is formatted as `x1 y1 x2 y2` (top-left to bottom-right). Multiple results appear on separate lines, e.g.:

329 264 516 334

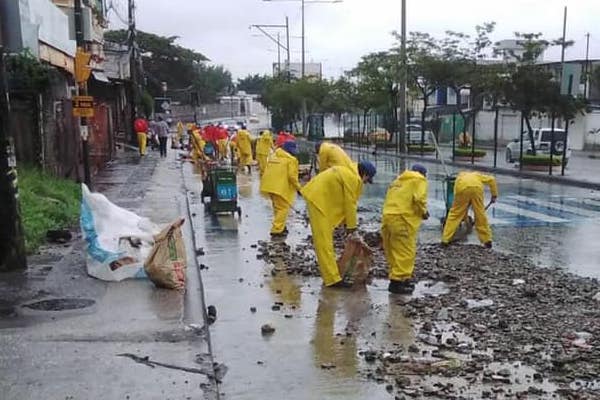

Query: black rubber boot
388 280 415 294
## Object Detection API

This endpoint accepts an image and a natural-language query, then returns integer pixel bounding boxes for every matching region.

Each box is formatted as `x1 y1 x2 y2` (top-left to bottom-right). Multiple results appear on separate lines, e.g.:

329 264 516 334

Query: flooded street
185 149 600 399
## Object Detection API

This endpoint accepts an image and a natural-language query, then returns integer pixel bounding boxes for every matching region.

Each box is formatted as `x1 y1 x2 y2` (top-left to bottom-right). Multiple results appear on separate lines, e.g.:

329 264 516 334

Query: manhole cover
23 298 95 311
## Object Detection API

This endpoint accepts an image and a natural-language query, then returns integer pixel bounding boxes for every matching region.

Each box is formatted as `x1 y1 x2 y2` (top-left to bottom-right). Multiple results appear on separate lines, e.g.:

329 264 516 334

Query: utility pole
398 0 407 155
0 47 27 271
584 33 590 99
128 0 138 134
301 0 305 78
277 32 281 74
74 0 92 188
560 6 568 177
285 16 291 79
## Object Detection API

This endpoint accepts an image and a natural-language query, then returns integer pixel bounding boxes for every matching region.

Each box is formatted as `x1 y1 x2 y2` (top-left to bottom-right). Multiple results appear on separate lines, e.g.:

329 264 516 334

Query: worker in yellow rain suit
255 130 274 176
173 120 184 149
381 164 429 294
189 127 206 163
442 171 498 248
260 141 301 237
301 161 377 287
236 127 253 173
315 141 355 173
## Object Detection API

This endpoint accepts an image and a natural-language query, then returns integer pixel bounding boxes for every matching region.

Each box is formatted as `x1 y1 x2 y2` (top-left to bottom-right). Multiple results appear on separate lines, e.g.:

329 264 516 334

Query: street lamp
263 0 342 78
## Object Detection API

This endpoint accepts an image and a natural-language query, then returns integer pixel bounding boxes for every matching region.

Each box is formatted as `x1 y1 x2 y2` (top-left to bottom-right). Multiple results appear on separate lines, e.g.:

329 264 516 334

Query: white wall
28 0 76 56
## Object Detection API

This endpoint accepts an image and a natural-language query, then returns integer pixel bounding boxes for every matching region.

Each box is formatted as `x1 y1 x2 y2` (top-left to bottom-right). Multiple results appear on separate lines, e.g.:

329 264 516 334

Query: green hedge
454 148 487 157
408 144 436 153
521 155 562 166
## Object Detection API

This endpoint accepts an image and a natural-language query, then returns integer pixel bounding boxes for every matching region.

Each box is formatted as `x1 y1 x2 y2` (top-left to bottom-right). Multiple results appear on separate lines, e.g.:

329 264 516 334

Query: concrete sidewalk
0 146 217 399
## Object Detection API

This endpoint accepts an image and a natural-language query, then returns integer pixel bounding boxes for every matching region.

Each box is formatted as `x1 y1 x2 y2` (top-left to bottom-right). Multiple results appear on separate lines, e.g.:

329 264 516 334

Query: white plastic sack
80 184 160 281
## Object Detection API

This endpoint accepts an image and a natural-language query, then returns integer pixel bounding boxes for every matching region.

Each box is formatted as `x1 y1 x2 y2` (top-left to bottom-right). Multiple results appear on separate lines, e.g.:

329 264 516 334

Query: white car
406 124 433 145
505 128 571 163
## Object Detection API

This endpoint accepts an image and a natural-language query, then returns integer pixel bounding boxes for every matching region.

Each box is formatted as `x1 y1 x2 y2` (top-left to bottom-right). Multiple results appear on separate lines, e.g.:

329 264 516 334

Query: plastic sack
80 184 159 281
144 218 187 290
337 234 373 287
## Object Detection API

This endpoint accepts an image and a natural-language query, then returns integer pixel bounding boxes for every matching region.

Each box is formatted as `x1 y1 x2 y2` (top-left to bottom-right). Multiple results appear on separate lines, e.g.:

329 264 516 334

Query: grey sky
108 0 600 80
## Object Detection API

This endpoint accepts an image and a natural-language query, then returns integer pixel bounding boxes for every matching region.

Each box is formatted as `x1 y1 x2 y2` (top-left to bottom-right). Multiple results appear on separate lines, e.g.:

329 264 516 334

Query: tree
237 74 269 94
350 52 398 139
105 30 232 103
502 32 581 155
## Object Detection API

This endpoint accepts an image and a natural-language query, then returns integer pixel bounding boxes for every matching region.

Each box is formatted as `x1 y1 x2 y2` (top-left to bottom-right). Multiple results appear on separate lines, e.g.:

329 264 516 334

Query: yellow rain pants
382 215 417 281
137 132 147 156
260 148 301 234
306 202 341 286
381 170 428 281
442 172 497 244
302 166 364 286
270 194 291 234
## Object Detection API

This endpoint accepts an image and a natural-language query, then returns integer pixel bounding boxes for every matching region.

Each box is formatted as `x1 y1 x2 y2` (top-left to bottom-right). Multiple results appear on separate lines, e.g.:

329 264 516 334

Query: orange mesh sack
144 218 187 290
337 234 373 287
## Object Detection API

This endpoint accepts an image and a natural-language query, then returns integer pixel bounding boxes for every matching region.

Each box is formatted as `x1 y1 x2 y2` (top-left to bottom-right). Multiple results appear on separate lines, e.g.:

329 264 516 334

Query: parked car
505 128 571 163
406 124 433 145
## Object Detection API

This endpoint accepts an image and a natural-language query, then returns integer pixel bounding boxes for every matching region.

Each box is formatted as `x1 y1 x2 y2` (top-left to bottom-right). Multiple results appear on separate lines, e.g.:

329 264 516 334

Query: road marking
492 202 568 224
507 195 600 219
581 198 600 209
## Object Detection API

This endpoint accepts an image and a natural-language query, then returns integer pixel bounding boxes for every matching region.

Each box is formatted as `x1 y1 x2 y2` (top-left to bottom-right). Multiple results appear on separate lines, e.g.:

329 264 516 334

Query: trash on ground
463 299 494 309
337 233 373 287
80 184 159 281
144 218 187 290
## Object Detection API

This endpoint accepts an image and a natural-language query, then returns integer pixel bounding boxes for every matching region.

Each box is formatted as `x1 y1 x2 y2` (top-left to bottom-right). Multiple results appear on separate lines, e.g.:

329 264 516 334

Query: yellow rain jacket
190 129 206 162
256 131 274 175
442 171 498 245
301 166 364 285
318 142 355 172
260 148 301 234
176 121 184 141
381 170 428 281
237 129 253 166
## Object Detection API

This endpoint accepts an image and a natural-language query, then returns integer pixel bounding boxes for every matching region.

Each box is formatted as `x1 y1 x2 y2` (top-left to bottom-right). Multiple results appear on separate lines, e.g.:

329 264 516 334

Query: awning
92 71 110 83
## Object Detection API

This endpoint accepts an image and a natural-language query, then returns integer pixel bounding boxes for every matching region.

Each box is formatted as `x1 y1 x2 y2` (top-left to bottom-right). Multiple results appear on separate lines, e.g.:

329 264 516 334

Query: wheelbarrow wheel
236 206 242 218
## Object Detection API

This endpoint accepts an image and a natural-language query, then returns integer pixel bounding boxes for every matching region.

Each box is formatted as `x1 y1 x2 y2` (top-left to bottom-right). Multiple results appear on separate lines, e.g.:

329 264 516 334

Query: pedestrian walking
441 171 497 248
134 117 148 156
260 141 301 237
315 141 355 173
301 161 376 288
256 130 274 176
155 116 170 157
381 164 429 294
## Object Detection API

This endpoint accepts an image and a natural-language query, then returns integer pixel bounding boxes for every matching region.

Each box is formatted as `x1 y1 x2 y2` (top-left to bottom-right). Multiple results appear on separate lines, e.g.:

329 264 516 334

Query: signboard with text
73 96 94 117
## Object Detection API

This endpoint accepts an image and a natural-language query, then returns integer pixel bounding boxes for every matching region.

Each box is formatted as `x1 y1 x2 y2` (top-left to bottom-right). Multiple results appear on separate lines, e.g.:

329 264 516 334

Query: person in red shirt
276 130 295 147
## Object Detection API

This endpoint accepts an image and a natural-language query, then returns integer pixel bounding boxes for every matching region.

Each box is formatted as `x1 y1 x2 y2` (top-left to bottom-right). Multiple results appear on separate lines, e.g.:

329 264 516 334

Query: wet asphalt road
185 149 600 399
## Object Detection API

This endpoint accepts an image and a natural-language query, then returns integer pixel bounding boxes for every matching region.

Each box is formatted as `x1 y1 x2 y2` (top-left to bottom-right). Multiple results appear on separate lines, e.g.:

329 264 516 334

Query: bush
454 148 487 157
408 144 436 153
19 167 81 253
521 155 562 166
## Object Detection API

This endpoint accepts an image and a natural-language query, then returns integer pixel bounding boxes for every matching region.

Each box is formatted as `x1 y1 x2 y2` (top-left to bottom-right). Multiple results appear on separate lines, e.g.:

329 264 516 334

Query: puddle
23 298 95 311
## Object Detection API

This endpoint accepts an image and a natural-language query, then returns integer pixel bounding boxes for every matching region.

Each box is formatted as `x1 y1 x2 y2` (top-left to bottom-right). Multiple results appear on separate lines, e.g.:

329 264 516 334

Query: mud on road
255 231 600 399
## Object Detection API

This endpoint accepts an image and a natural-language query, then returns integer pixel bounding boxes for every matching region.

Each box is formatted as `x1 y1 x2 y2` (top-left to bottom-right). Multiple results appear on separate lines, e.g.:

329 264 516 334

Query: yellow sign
73 96 94 117
75 48 92 83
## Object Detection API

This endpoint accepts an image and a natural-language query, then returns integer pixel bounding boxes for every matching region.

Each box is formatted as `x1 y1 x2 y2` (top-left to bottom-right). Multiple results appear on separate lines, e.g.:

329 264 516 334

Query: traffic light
75 48 92 84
